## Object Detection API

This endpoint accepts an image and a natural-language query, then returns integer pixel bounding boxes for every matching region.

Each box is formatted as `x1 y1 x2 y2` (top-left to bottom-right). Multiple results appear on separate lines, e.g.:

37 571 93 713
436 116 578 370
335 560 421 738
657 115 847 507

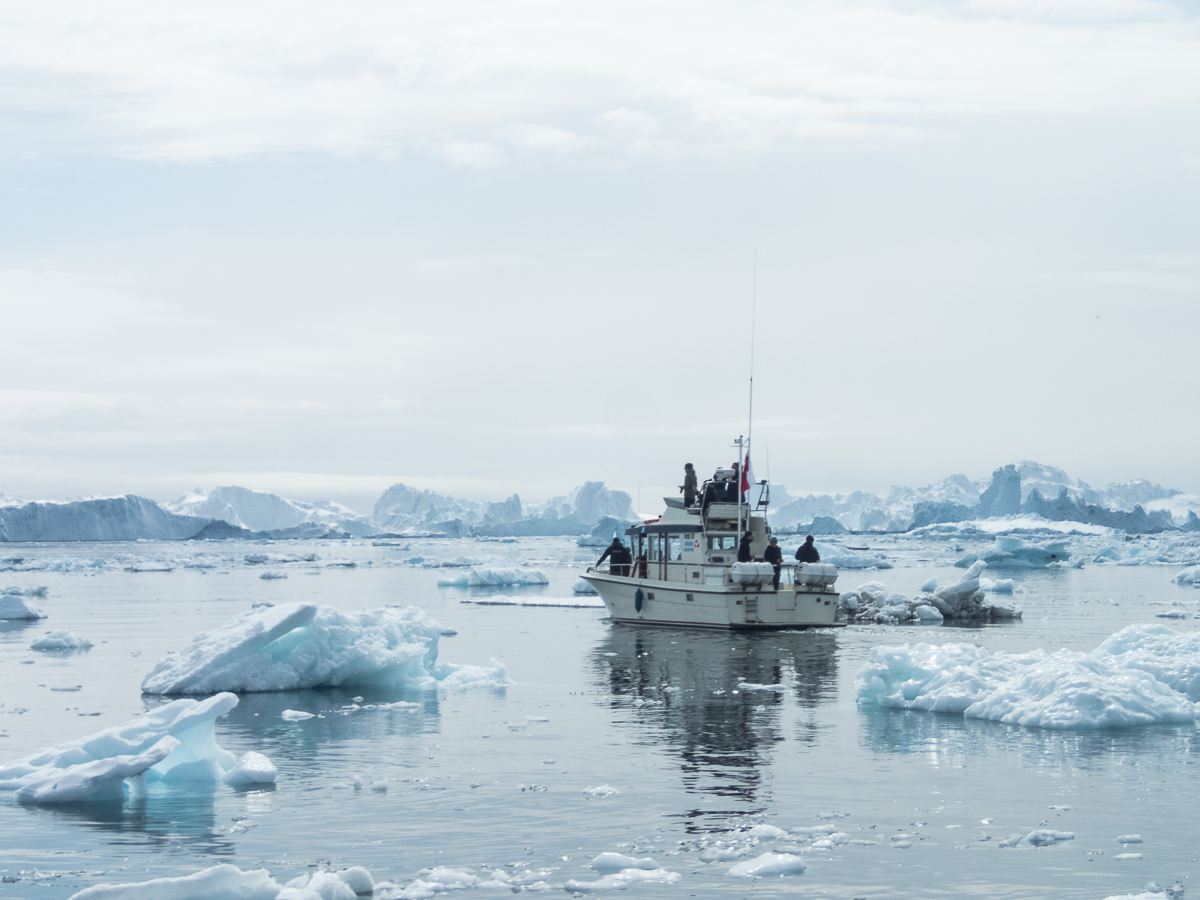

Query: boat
582 439 842 630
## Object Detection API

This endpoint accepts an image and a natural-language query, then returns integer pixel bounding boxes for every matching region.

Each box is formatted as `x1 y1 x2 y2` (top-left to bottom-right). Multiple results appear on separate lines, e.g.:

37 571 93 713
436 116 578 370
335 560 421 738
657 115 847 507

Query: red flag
742 454 756 493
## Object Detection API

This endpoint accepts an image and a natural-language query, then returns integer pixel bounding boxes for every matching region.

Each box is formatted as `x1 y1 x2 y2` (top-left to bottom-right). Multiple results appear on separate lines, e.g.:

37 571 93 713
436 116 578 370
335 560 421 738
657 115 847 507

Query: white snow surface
140 602 509 694
856 624 1199 728
30 630 93 651
68 864 371 900
0 693 261 802
436 566 549 587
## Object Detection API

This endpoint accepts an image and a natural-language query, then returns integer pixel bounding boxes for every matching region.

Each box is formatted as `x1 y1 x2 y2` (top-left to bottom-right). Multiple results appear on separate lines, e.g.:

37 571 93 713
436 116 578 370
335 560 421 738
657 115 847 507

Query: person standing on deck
737 531 753 563
796 535 820 563
763 536 783 589
681 463 699 507
597 537 631 576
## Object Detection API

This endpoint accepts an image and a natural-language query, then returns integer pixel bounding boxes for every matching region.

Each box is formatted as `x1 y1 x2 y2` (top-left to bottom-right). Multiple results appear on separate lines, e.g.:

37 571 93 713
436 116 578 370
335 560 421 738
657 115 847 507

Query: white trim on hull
581 572 842 630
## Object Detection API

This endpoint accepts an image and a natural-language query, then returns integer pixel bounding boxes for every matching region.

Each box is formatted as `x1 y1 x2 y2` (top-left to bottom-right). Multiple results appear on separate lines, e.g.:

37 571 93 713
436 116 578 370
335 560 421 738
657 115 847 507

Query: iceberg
436 567 549 587
0 693 269 803
839 562 1019 624
141 603 508 694
0 586 47 619
856 625 1199 728
166 485 376 536
0 495 208 542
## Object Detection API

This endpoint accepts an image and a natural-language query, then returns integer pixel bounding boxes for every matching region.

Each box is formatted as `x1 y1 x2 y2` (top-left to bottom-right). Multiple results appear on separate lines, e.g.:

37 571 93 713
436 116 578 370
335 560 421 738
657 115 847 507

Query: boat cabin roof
625 523 703 535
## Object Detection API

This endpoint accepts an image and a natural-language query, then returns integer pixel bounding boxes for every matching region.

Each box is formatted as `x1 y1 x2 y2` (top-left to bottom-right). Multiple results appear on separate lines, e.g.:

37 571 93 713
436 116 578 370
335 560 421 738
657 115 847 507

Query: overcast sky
2 0 1198 514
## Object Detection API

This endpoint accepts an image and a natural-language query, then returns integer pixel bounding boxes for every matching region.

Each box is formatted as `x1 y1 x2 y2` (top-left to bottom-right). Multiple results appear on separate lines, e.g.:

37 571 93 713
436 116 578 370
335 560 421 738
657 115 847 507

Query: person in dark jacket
681 463 699 507
597 537 631 576
796 535 820 563
737 531 753 563
763 536 783 588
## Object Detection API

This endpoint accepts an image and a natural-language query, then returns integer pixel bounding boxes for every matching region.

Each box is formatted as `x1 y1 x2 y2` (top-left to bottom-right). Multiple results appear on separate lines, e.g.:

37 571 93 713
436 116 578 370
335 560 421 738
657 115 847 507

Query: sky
2 0 1198 515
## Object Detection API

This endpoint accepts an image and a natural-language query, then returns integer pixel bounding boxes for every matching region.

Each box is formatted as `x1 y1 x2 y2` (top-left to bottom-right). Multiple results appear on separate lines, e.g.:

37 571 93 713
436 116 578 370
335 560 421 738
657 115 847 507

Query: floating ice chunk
919 576 938 593
566 868 681 891
1026 829 1074 847
1116 834 1144 844
282 710 316 721
31 630 93 651
823 552 891 570
727 852 807 877
1096 624 1200 701
591 852 659 873
1116 852 1145 860
585 784 619 797
981 578 1015 594
67 863 290 899
745 824 789 839
738 683 786 692
913 605 943 623
857 627 1199 728
1172 566 1198 586
16 737 179 803
973 536 1070 568
259 571 287 580
433 659 511 689
1 693 262 803
222 751 277 787
573 578 599 594
437 567 549 587
141 603 504 694
0 588 47 619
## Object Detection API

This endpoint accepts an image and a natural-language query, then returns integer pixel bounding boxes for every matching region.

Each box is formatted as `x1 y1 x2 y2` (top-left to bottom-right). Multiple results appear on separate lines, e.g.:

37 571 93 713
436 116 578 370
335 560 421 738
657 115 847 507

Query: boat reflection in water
589 624 838 832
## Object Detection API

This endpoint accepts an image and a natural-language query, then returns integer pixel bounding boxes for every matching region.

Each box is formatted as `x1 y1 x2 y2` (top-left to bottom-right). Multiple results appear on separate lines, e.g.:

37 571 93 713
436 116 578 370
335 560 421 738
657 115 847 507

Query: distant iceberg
0 495 208 542
165 485 376 536
856 624 1200 728
141 603 508 694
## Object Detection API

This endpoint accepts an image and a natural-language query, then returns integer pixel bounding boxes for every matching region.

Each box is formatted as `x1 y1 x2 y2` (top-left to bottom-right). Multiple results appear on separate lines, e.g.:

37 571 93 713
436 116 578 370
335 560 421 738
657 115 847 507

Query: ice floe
67 863 369 899
140 603 509 694
573 578 599 594
856 624 1199 727
30 630 93 651
0 693 272 803
436 566 549 587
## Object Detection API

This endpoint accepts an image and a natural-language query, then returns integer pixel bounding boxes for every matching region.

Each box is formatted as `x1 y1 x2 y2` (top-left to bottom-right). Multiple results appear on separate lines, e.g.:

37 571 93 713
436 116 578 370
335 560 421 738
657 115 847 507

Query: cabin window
649 535 664 562
708 536 736 551
668 536 682 560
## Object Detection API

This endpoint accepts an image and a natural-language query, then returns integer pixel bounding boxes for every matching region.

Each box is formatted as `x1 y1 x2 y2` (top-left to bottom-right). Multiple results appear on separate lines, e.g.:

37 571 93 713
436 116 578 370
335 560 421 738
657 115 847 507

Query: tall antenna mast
748 249 757 459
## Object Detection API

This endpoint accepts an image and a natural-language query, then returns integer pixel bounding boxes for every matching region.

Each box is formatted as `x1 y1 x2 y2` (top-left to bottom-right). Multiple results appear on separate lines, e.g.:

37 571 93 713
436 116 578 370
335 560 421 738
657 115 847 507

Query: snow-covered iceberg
0 495 208 542
436 567 549 587
166 485 376 536
0 693 275 803
856 624 1200 728
141 603 508 694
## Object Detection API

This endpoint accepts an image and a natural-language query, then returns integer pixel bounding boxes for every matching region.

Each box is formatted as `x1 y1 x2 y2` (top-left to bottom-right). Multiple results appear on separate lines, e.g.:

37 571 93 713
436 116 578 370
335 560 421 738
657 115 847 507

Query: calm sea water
1 536 1197 899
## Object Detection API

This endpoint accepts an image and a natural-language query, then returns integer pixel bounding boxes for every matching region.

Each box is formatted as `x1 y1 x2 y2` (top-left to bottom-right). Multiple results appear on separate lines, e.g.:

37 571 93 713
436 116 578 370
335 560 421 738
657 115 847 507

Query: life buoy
635 588 644 612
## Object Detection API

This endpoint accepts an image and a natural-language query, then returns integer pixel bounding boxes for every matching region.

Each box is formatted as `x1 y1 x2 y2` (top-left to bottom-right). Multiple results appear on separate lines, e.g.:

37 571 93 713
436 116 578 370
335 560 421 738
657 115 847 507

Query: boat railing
588 560 835 591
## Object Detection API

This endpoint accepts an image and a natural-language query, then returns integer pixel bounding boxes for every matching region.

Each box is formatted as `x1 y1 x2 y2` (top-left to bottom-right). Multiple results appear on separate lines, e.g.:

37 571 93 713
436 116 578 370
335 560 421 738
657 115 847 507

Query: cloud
2 0 1197 162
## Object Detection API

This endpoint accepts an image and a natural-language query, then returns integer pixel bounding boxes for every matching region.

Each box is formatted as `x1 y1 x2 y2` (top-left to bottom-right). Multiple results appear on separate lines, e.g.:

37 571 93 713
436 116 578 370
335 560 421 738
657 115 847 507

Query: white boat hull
581 573 841 630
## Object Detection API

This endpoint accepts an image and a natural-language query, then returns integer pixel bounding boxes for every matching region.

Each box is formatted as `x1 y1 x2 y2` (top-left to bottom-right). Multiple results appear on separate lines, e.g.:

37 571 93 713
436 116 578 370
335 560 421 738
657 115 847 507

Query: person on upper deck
737 531 753 563
597 537 632 576
796 535 820 563
681 463 698 507
763 536 783 589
